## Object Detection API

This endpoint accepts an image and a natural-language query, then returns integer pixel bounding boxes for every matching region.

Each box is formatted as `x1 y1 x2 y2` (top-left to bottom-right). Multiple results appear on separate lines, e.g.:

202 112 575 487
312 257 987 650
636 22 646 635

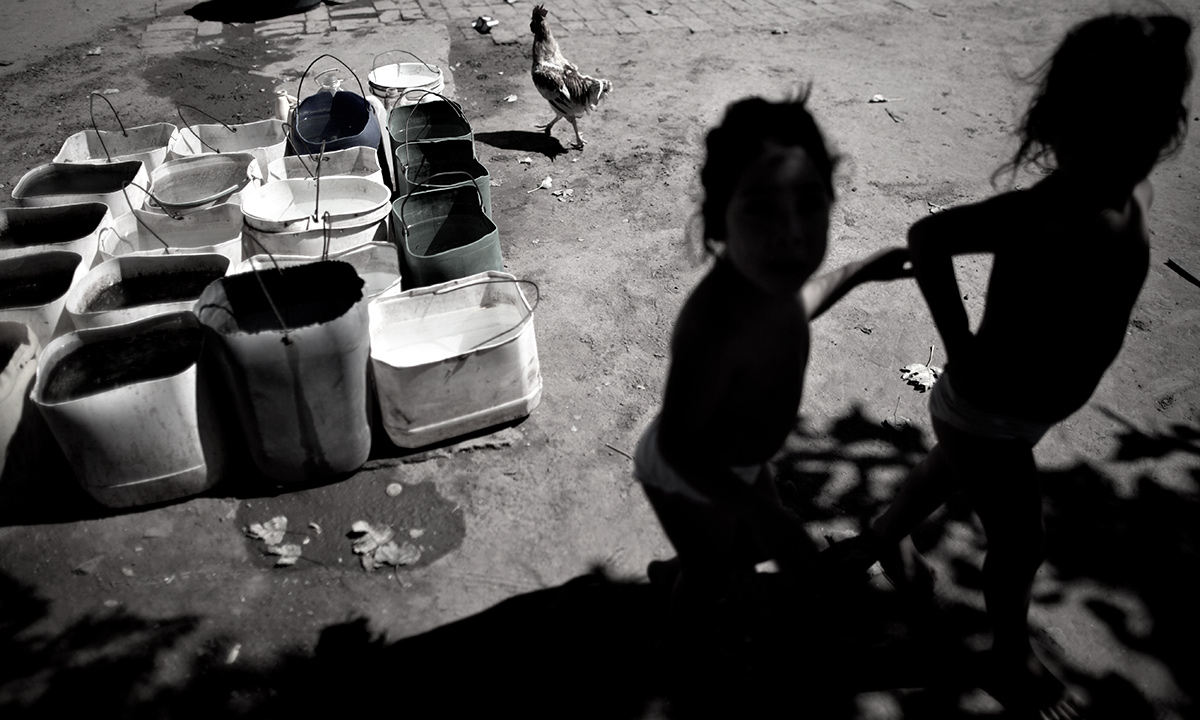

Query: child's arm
801 247 912 321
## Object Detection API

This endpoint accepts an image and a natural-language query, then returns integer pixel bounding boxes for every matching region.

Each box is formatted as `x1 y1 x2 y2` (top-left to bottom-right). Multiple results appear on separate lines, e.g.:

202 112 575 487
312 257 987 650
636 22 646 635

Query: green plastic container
392 180 501 290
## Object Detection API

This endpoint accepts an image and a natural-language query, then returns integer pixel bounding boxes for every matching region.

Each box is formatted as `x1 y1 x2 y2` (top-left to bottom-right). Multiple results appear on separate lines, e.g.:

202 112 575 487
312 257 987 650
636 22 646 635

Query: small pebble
386 483 403 497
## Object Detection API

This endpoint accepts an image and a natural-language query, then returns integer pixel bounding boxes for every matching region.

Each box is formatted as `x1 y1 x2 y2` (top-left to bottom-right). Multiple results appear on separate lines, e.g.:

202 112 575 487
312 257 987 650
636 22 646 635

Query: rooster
530 4 612 150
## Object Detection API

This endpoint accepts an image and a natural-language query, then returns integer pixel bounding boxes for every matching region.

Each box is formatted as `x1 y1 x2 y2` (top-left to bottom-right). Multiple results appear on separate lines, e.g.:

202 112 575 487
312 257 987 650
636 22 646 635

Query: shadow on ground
185 0 323 24
475 130 569 160
1 406 1196 718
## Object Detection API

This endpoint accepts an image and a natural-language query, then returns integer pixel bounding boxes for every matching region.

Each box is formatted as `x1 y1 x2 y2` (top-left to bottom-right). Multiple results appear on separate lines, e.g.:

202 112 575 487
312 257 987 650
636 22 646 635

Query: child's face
724 145 831 297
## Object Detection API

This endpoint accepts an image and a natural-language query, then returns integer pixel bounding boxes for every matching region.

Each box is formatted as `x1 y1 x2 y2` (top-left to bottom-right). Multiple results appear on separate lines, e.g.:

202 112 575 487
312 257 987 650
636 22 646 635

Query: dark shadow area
185 0 324 24
475 130 569 160
772 403 1200 719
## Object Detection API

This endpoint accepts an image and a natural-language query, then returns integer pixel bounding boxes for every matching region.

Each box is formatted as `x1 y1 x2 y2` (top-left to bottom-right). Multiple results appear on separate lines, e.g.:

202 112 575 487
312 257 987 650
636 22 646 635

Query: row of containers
0 52 542 509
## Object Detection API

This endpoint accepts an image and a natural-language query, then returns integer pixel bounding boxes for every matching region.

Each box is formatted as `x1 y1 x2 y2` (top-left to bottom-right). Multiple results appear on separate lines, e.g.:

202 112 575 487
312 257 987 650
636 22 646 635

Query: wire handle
428 276 542 354
88 92 128 163
397 170 482 234
398 90 467 173
176 104 237 154
371 50 439 75
297 53 367 100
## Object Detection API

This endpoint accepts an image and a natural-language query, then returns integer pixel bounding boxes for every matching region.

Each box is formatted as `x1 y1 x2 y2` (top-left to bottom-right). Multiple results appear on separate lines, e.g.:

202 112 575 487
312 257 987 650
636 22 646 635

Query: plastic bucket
368 272 541 448
65 253 230 330
53 94 177 174
0 251 87 348
194 260 371 482
31 311 226 508
242 216 389 259
393 180 501 289
290 55 383 156
368 51 444 111
11 161 150 217
387 92 473 148
234 241 400 299
240 176 391 234
144 152 260 216
394 140 491 216
267 145 384 186
0 202 110 267
98 205 243 266
1 322 39 480
167 111 287 179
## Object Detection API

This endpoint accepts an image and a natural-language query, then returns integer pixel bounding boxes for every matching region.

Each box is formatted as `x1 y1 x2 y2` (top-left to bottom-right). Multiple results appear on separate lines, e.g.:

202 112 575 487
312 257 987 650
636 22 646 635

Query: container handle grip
88 92 128 163
372 50 438 75
429 276 542 353
297 53 367 99
175 104 236 154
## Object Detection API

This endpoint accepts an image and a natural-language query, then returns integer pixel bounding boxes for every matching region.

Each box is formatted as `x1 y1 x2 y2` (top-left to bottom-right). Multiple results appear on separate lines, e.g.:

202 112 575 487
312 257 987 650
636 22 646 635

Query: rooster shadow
474 130 570 161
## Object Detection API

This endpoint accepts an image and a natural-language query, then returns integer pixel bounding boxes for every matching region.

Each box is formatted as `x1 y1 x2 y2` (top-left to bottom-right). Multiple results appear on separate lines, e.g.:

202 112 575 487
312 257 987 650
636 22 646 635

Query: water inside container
374 303 525 366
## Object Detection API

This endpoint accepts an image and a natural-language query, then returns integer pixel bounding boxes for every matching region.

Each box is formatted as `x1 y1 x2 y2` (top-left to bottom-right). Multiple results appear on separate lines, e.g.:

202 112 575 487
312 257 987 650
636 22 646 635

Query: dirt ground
1 0 1198 718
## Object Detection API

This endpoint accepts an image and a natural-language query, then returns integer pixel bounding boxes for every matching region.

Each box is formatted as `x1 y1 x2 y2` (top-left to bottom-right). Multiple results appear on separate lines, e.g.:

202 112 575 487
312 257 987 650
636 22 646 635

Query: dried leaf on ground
527 176 552 193
349 521 394 555
246 516 287 545
900 346 942 393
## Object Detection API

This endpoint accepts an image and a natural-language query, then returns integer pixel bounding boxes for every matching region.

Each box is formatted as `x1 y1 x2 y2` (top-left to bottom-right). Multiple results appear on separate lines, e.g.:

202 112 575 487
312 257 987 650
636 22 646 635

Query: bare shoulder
910 187 1036 255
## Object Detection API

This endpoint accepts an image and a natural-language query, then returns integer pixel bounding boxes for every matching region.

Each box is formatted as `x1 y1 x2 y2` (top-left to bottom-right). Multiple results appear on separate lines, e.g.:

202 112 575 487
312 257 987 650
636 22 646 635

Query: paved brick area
142 0 927 54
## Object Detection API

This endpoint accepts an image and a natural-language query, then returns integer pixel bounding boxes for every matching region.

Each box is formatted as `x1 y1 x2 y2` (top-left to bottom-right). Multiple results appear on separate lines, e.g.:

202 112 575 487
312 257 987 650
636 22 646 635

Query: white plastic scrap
504 94 518 103
349 521 422 571
267 543 302 567
527 176 553 193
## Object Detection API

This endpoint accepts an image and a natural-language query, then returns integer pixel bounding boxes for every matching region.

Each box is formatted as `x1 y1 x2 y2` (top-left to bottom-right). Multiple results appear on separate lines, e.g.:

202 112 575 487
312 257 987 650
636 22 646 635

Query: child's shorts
929 370 1054 446
633 415 762 505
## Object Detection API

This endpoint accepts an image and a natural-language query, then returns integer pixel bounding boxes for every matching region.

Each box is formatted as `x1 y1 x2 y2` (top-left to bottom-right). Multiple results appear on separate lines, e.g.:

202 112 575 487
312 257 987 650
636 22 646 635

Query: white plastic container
31 311 226 508
240 176 391 233
1 322 39 480
54 122 178 174
0 202 111 268
65 253 230 330
11 161 149 217
167 117 287 178
368 271 542 448
266 146 384 186
98 205 243 266
0 251 88 348
143 152 259 216
234 241 400 298
242 215 389 260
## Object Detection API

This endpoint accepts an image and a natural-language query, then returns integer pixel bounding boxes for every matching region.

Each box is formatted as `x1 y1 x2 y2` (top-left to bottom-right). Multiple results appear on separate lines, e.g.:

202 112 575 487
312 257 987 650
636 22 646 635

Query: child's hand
863 247 913 281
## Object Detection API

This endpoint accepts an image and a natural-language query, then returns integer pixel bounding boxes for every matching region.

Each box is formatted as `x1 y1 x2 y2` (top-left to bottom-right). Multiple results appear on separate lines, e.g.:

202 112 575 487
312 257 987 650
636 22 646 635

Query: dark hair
699 93 838 253
1000 13 1193 183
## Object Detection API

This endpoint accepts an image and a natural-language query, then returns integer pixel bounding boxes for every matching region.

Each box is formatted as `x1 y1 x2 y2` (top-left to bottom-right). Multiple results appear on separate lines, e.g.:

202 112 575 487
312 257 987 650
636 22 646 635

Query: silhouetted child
820 14 1193 718
635 95 910 657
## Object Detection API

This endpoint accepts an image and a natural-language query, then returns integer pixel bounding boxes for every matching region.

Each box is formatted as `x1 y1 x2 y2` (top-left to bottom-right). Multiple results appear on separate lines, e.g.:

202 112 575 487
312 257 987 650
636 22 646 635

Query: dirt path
1 1 1198 718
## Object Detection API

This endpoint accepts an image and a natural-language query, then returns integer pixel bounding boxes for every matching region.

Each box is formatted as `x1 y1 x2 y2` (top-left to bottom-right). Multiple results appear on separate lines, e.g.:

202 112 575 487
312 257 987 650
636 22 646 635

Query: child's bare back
912 175 1154 424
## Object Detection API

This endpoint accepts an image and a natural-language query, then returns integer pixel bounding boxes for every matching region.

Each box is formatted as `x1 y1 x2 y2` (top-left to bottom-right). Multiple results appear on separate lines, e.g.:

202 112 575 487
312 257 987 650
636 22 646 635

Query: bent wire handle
119 181 171 248
297 53 367 100
430 277 543 354
397 170 481 233
88 92 128 162
176 104 236 154
372 50 439 75
239 230 294 344
399 90 467 170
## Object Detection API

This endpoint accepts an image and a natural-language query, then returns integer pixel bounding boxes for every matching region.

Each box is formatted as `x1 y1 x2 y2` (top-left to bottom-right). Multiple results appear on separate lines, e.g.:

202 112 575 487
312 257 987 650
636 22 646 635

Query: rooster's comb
533 4 548 18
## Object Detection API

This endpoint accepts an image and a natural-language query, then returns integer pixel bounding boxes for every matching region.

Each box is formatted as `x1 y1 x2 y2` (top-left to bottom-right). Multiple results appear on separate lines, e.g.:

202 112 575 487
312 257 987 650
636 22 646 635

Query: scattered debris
504 94 518 103
882 396 912 430
386 482 404 497
900 346 942 393
0 60 13 67
527 175 553 193
246 516 287 546
349 521 421 571
121 567 135 577
86 47 103 57
884 107 902 123
932 10 949 18
103 599 120 608
927 200 944 214
1166 258 1200 289
308 522 322 536
225 643 242 665
472 16 499 33
409 529 425 539
551 188 574 201
142 525 170 539
98 88 120 95
771 28 788 34
518 156 533 165
267 544 302 567
869 94 889 103
605 443 633 460
646 8 660 15
854 324 874 335
74 556 104 576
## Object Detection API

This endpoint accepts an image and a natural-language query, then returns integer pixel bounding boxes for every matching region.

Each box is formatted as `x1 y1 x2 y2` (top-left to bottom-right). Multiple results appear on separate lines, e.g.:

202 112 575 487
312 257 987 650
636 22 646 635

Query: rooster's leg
568 116 586 149
535 114 562 134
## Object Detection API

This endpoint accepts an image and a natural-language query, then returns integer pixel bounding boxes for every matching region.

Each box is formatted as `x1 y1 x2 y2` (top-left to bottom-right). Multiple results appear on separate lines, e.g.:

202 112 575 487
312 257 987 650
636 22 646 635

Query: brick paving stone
305 5 331 20
142 29 195 54
305 19 332 34
196 21 223 37
254 20 304 33
154 0 193 15
562 19 588 33
617 4 643 18
680 14 715 32
890 0 928 9
582 20 617 35
653 13 686 29
374 0 401 10
379 10 402 23
779 4 817 20
612 18 640 34
821 3 854 15
627 14 660 31
690 3 719 14
147 16 197 31
329 6 378 18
